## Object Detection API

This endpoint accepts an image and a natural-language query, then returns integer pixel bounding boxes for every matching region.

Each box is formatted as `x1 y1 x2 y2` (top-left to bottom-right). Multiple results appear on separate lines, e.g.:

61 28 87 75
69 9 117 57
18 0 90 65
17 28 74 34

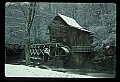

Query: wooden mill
29 13 93 68
48 13 93 67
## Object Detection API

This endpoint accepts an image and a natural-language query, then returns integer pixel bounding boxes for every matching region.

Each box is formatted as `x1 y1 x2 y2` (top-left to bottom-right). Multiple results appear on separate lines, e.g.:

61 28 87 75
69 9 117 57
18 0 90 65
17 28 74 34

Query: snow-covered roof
57 13 91 33
58 13 82 29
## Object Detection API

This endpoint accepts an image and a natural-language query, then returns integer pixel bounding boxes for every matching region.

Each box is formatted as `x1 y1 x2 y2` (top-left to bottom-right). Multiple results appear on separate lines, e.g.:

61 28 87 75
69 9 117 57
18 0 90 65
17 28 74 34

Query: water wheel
55 46 70 64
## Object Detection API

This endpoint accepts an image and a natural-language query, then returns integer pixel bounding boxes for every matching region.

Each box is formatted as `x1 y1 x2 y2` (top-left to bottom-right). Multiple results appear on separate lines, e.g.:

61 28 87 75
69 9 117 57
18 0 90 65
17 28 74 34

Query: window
63 38 67 42
51 38 56 43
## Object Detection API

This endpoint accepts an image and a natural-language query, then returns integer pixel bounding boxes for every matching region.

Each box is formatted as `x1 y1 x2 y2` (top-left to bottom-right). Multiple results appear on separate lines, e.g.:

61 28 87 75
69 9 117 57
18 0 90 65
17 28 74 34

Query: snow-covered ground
5 64 97 78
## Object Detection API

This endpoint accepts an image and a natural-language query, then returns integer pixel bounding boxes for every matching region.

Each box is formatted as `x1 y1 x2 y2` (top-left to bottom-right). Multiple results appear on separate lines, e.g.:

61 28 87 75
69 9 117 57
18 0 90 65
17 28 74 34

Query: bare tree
19 2 36 65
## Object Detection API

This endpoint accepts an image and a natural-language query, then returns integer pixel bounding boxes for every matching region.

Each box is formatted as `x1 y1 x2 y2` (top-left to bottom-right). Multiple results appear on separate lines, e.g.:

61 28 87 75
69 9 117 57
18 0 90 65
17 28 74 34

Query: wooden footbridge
30 43 70 65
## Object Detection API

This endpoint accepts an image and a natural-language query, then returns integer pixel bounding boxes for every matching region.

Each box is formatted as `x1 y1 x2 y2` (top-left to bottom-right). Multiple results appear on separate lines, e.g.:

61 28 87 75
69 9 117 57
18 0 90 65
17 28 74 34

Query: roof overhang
57 13 92 33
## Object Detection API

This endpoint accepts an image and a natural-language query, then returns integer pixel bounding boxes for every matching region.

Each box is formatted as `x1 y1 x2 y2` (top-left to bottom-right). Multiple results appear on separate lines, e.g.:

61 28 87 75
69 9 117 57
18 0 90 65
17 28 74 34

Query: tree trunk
25 28 30 65
25 2 36 65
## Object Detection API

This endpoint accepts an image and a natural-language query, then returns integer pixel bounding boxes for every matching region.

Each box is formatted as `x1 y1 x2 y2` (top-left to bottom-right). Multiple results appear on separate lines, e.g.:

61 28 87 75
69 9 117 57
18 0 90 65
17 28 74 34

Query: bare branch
29 2 36 30
18 2 28 22
5 2 12 11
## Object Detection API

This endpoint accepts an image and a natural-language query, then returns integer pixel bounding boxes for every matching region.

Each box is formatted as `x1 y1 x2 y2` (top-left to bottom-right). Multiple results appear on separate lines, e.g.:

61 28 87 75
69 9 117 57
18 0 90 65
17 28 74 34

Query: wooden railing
72 46 92 52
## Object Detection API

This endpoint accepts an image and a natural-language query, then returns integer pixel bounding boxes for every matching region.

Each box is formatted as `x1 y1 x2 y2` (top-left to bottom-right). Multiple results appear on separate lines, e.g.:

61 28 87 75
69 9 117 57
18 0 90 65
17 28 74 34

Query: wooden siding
72 46 92 52
49 16 70 46
48 15 93 67
49 16 92 49
68 28 91 46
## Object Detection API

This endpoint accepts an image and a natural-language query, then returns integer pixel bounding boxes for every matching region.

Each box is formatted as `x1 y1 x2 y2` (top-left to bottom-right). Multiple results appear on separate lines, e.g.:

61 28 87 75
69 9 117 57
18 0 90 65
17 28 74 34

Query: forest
5 2 116 73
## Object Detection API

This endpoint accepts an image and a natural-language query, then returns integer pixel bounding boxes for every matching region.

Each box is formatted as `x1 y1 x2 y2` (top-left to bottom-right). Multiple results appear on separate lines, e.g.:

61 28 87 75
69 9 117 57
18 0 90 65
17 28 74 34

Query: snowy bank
5 64 97 78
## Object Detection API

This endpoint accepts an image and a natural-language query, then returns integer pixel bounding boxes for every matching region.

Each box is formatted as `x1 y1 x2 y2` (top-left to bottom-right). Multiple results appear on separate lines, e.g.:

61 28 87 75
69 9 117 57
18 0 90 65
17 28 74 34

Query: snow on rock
5 64 97 78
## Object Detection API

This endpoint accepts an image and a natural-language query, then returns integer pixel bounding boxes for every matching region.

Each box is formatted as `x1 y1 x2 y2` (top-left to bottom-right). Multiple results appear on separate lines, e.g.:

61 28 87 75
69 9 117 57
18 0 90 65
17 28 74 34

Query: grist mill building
48 13 93 67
